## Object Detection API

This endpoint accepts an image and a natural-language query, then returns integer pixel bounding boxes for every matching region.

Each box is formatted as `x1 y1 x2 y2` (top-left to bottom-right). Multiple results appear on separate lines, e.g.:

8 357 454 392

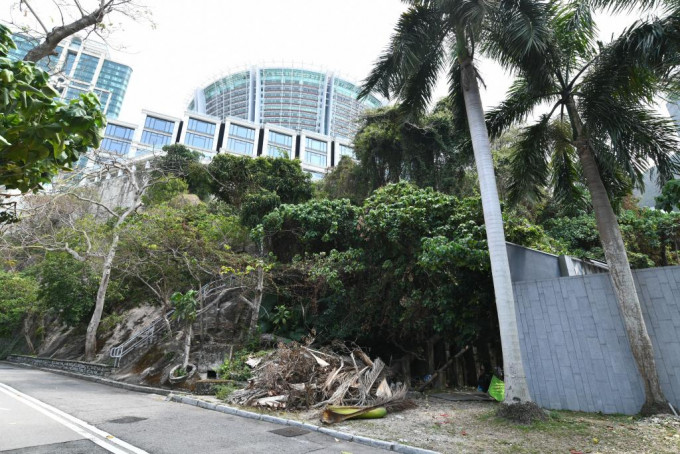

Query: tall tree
359 0 552 405
487 1 680 412
6 151 165 360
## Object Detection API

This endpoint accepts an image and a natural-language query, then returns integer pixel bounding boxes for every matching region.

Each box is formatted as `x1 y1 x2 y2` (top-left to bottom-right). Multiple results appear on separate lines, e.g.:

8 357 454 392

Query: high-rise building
9 33 132 119
188 67 383 140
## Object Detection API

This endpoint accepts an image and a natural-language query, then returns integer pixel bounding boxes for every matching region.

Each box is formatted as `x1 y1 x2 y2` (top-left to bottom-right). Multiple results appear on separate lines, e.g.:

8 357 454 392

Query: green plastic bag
488 375 505 402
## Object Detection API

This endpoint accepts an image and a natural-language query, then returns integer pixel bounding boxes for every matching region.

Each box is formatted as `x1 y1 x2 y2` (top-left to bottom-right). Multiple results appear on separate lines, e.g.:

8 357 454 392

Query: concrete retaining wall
514 265 680 414
6 355 113 377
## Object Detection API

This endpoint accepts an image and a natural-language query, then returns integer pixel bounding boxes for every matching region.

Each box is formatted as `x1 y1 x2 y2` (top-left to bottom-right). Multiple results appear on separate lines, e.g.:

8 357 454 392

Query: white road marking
0 382 148 454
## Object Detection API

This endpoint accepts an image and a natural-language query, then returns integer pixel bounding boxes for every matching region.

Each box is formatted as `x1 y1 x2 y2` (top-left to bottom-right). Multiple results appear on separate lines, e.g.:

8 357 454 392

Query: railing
108 273 259 367
109 309 174 367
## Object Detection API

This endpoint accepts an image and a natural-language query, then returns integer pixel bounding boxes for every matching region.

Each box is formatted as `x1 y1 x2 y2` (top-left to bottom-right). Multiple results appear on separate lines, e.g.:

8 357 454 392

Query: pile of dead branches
227 342 414 412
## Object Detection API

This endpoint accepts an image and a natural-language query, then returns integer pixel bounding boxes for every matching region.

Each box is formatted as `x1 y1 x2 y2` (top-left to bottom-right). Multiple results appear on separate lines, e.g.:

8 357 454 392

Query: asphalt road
0 363 384 453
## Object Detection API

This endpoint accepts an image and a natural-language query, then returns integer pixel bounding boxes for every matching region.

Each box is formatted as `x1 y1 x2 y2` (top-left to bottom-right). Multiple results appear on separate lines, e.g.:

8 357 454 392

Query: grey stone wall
6 355 112 377
514 266 680 414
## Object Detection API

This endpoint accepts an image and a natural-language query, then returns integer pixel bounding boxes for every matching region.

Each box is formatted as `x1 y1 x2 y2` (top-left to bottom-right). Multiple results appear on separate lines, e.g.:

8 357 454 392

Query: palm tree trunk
565 98 666 412
459 57 531 404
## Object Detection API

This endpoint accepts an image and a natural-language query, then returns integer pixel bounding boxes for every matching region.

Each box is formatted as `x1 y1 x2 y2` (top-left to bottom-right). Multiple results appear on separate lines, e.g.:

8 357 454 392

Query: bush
214 383 238 400
217 350 253 381
37 252 99 327
0 271 39 336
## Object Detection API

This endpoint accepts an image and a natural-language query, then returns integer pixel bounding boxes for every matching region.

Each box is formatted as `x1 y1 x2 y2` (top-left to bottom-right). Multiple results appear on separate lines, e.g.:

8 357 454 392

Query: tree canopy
0 25 105 222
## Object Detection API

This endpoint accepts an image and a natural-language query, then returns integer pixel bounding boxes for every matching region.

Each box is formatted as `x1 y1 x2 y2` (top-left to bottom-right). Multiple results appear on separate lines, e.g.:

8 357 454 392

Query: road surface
0 363 384 453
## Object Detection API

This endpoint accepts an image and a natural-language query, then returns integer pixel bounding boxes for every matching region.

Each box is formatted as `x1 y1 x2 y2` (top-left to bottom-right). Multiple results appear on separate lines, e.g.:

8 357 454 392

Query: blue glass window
144 116 175 133
269 131 292 147
62 51 77 76
105 124 134 140
141 130 172 147
227 138 253 155
267 146 289 158
73 53 99 83
305 151 327 167
306 171 325 181
101 138 131 155
339 144 354 158
305 137 327 152
229 124 255 140
188 118 216 135
185 132 214 150
64 86 87 101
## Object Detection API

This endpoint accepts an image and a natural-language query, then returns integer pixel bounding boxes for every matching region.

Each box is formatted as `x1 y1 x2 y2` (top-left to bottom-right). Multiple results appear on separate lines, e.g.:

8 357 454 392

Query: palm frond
585 102 680 188
581 12 680 103
359 4 450 116
549 121 588 211
483 0 554 90
486 77 559 138
551 0 597 63
506 115 552 206
587 138 635 211
589 0 670 15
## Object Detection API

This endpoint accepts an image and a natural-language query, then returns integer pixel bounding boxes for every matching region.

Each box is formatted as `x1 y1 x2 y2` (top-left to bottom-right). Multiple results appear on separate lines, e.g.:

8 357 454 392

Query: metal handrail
109 309 174 367
108 273 258 367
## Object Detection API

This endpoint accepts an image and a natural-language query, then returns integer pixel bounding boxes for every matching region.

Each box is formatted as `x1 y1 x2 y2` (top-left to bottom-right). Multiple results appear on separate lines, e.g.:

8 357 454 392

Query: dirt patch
205 392 680 453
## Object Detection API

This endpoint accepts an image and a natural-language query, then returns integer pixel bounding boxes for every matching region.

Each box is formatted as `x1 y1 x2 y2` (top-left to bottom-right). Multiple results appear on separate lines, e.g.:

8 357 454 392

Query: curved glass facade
189 67 382 139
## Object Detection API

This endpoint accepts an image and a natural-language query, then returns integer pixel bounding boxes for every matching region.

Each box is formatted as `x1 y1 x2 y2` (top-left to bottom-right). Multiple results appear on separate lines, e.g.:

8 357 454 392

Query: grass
478 408 634 437
214 383 239 400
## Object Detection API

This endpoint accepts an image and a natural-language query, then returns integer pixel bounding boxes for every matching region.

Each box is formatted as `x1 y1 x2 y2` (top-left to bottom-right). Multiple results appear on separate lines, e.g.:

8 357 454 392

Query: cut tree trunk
459 56 531 404
182 324 193 369
22 316 35 354
566 97 667 412
248 266 265 333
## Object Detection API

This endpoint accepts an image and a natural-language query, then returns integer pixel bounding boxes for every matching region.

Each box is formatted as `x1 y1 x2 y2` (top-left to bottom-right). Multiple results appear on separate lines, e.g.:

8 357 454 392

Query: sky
6 0 661 124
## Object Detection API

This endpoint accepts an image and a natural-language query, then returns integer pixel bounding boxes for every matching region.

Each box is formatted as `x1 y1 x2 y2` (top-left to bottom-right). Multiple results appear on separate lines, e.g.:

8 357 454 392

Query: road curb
0 360 172 396
168 394 440 454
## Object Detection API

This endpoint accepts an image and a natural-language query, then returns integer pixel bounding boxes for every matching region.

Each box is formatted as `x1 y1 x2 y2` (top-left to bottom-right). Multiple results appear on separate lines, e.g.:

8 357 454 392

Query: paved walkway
0 363 384 453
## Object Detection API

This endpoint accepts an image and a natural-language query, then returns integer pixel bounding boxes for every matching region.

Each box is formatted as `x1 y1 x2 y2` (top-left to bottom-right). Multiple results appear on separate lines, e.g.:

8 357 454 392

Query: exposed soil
204 392 680 454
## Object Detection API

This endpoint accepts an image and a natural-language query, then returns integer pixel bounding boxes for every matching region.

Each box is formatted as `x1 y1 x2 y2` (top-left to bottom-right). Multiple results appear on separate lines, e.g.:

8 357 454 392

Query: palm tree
487 1 680 412
360 0 553 404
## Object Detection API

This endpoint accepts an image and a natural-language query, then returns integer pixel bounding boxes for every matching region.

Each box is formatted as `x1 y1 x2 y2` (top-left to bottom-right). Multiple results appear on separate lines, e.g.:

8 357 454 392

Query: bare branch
20 0 49 34
68 192 120 219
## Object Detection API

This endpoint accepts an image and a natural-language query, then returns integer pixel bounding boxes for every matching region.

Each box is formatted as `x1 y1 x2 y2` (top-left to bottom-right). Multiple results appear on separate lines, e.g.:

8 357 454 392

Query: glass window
339 144 355 158
306 171 325 181
305 151 327 167
141 130 172 147
144 116 175 133
227 138 253 155
104 124 134 140
268 145 289 158
101 138 131 155
229 124 255 140
305 137 327 152
185 132 214 150
188 118 216 135
73 53 99 83
62 51 77 76
269 131 292 147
